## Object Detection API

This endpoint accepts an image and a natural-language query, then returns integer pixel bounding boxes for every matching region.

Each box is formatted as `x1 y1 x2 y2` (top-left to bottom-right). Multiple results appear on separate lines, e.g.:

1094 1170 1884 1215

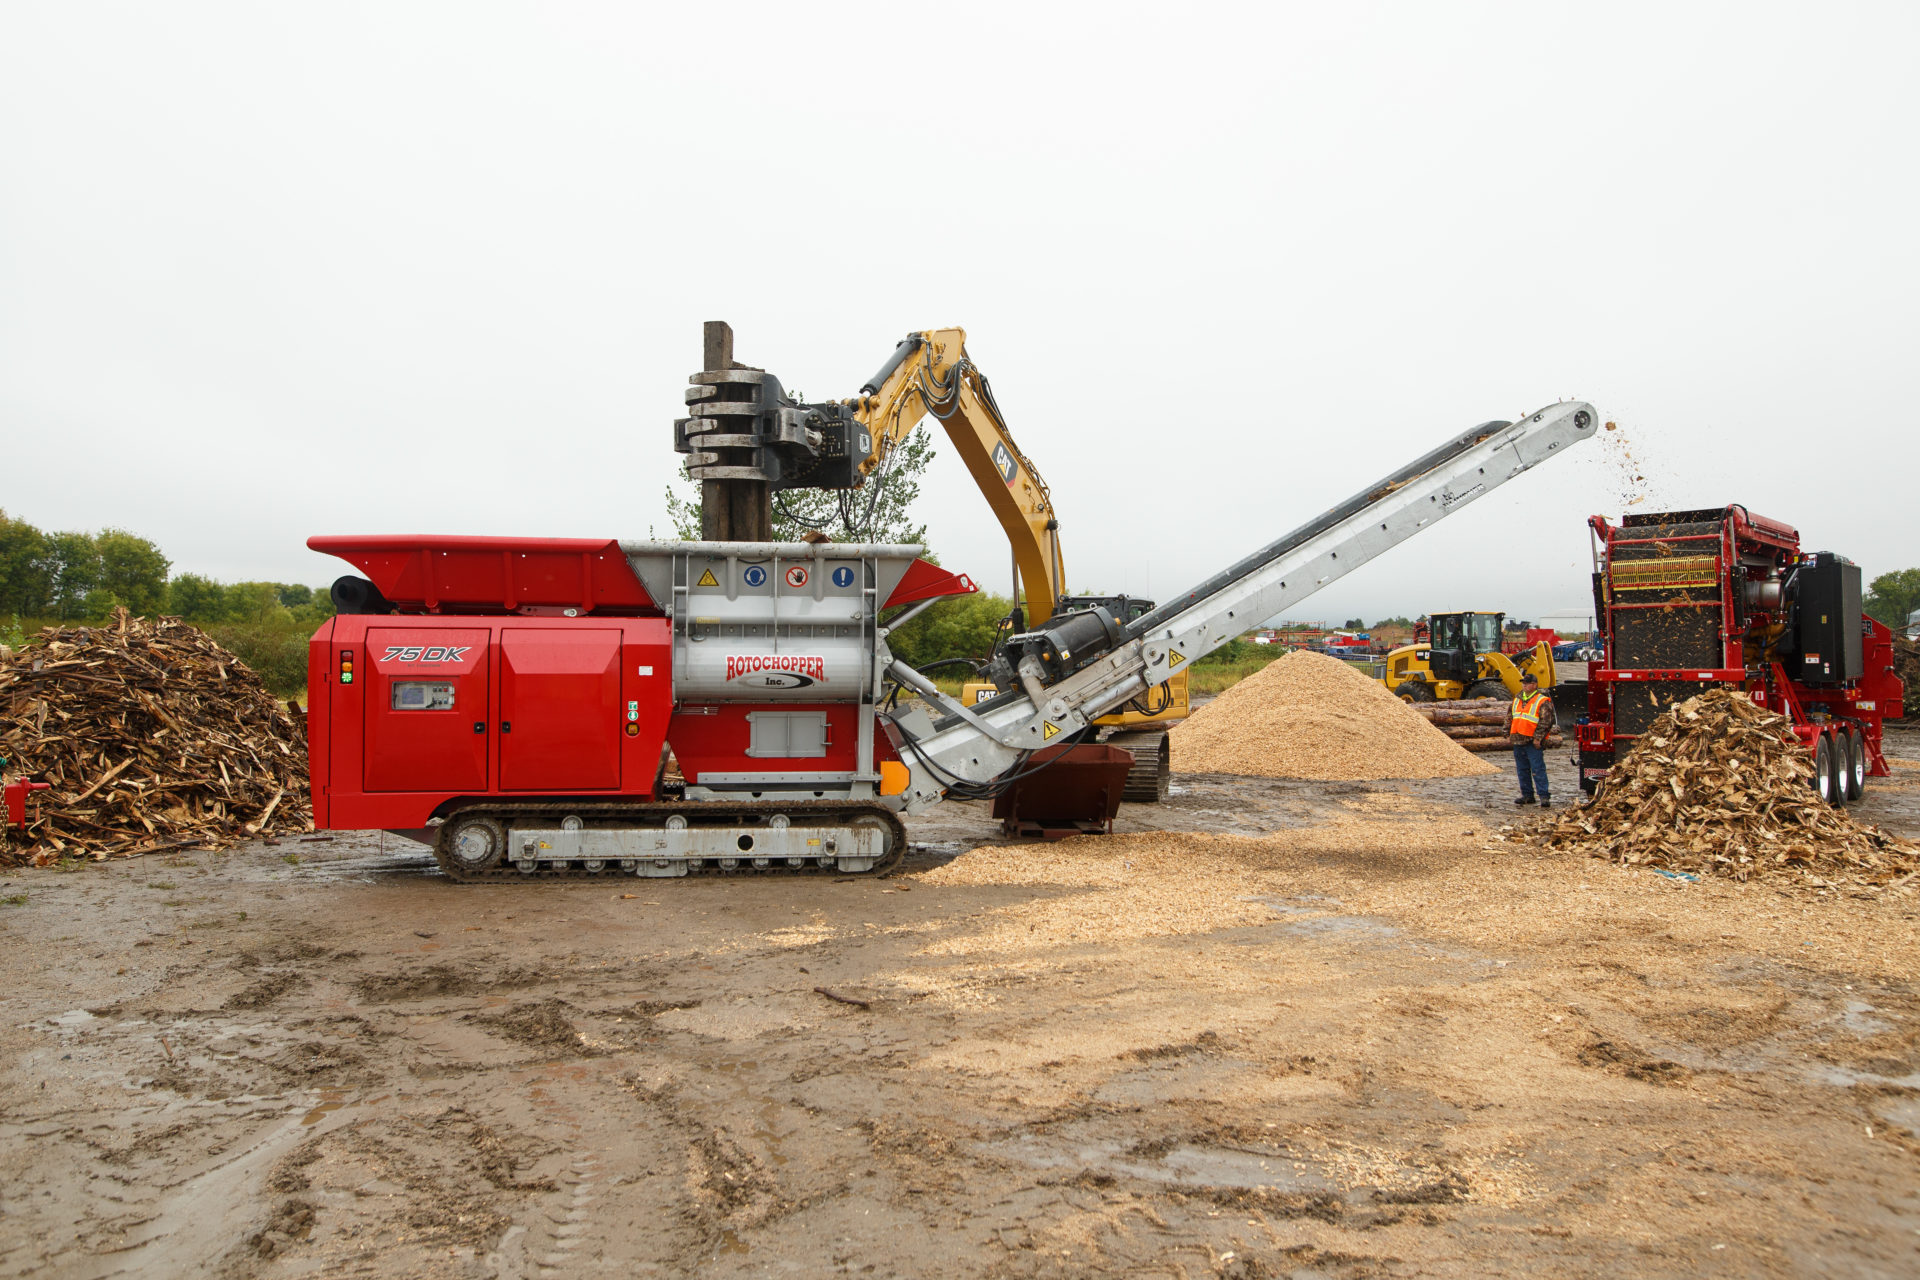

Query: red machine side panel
305 620 336 829
669 704 861 785
362 627 492 793
311 615 675 831
500 629 623 791
622 624 675 792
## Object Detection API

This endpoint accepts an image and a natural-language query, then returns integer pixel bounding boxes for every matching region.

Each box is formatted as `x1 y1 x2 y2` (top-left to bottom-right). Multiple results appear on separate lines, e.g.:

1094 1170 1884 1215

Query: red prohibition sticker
785 566 809 588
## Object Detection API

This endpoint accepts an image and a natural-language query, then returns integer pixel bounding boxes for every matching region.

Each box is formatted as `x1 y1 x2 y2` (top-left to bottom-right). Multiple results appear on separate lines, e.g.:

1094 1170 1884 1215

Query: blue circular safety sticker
832 566 855 588
743 565 767 588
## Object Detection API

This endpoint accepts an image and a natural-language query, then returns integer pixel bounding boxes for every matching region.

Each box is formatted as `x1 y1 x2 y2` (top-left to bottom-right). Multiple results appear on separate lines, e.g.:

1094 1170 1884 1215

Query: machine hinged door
362 628 491 792
499 628 623 791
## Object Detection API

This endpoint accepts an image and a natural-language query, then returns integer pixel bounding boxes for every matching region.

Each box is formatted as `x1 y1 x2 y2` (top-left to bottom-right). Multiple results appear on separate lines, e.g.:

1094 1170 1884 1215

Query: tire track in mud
60 1093 363 1280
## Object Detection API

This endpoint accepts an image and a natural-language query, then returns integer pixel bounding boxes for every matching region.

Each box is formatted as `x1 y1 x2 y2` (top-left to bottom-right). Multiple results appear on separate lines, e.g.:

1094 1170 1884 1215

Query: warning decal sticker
1042 721 1060 740
696 568 719 587
785 566 809 588
1166 650 1188 668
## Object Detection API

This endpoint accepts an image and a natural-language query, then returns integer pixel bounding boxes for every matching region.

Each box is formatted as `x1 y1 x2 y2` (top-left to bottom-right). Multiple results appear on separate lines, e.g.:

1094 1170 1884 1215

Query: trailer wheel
1812 734 1835 805
1844 725 1865 802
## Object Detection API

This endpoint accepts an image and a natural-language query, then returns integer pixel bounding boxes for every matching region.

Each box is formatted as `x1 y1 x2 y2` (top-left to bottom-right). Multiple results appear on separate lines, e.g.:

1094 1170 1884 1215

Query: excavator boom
852 329 1067 625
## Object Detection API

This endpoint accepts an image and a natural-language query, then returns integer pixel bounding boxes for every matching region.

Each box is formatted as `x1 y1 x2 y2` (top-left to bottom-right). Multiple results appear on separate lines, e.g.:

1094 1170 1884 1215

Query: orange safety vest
1509 691 1549 738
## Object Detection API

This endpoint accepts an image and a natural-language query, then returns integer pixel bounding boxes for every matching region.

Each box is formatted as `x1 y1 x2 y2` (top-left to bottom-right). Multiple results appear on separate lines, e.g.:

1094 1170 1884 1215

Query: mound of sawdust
1170 650 1495 780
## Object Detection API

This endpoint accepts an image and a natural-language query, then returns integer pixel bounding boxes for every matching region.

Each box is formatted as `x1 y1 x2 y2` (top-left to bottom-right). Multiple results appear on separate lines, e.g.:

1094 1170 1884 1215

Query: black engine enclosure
1788 552 1862 684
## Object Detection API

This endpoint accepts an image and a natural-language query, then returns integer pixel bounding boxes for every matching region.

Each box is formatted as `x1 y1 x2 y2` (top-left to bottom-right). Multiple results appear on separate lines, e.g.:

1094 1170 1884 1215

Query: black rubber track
1105 730 1171 804
430 798 908 883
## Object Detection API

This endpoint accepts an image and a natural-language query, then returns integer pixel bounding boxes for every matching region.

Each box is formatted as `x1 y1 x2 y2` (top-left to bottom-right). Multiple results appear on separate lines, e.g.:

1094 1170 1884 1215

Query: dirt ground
4 730 1920 1279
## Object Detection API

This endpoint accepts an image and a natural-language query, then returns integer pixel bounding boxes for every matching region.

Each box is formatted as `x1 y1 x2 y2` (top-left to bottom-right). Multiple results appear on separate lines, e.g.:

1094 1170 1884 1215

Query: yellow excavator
845 328 1188 801
1377 610 1555 703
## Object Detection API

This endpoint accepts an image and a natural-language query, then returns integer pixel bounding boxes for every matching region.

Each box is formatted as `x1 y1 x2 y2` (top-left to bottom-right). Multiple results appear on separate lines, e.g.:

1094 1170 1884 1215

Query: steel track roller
430 799 907 882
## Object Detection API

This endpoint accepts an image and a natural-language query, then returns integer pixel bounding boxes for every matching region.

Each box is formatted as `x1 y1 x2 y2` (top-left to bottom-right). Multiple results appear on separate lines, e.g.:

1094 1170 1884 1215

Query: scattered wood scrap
813 986 871 1009
1535 689 1916 891
0 610 309 866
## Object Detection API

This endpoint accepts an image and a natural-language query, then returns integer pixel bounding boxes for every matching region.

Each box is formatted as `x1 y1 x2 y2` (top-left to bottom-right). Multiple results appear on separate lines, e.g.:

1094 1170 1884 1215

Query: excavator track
430 798 908 883
1103 730 1171 803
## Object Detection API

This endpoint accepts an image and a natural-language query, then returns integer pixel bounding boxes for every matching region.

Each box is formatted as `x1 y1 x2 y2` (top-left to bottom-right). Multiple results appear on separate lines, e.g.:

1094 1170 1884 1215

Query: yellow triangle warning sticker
1166 649 1188 668
696 568 719 588
1042 721 1060 740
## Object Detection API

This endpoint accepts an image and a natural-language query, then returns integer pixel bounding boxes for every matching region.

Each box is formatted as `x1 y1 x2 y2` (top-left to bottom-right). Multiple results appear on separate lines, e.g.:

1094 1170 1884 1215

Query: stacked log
1409 697 1562 753
0 609 310 866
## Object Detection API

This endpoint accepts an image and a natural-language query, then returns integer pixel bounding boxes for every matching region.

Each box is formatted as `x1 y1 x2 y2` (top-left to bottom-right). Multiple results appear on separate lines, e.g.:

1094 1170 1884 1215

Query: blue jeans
1512 744 1549 801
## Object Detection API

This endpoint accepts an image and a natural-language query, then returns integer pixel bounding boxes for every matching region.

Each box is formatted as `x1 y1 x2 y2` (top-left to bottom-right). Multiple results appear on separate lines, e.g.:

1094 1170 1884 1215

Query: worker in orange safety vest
1509 671 1556 807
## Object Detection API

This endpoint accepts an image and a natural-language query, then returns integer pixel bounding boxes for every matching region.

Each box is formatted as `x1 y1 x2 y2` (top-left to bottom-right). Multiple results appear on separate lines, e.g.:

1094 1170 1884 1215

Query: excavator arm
849 329 1068 626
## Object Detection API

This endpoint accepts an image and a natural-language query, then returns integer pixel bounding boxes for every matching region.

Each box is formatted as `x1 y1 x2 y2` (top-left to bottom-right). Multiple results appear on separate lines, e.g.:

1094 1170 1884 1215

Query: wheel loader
1377 610 1554 703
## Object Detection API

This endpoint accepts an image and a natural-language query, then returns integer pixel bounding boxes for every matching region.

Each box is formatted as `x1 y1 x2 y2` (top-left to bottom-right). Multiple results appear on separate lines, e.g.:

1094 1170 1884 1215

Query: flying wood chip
0 609 310 866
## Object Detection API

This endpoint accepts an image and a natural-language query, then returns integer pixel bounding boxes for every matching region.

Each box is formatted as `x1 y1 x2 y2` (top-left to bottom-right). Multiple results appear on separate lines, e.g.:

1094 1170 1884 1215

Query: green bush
167 573 230 622
209 625 310 696
1188 637 1284 695
1193 637 1267 668
886 590 1015 671
1865 568 1920 629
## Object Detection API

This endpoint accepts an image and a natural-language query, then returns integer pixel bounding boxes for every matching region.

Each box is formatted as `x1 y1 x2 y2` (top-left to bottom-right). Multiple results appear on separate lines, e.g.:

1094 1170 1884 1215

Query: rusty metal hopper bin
991 743 1134 840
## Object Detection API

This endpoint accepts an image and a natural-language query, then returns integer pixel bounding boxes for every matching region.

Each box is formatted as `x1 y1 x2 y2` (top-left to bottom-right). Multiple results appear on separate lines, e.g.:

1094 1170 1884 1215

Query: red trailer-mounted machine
1577 506 1903 801
306 535 974 879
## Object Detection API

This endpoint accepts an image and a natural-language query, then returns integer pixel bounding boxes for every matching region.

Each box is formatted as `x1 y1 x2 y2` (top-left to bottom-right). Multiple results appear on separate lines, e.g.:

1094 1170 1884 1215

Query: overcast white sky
3 3 1914 628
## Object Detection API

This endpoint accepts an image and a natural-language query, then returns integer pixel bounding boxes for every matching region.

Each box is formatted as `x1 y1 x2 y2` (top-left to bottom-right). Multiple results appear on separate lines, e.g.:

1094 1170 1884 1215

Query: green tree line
1865 568 1920 631
0 509 333 693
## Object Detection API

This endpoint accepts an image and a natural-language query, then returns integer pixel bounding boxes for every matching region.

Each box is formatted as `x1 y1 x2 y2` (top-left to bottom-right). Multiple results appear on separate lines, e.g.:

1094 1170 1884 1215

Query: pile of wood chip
1538 689 1917 889
0 610 309 865
1170 650 1494 780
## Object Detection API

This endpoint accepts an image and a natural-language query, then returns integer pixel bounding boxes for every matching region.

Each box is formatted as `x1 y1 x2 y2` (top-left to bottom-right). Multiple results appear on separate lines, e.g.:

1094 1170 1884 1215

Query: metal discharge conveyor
881 402 1598 812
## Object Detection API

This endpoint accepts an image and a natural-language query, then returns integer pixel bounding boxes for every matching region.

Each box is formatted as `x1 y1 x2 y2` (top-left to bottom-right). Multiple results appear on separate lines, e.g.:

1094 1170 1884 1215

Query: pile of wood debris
1537 689 1916 889
0 610 309 865
1893 633 1920 721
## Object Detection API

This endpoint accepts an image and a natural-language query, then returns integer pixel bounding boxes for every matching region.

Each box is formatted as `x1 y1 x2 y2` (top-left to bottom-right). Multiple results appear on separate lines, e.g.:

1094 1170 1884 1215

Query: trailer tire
1844 725 1865 802
1813 734 1836 805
